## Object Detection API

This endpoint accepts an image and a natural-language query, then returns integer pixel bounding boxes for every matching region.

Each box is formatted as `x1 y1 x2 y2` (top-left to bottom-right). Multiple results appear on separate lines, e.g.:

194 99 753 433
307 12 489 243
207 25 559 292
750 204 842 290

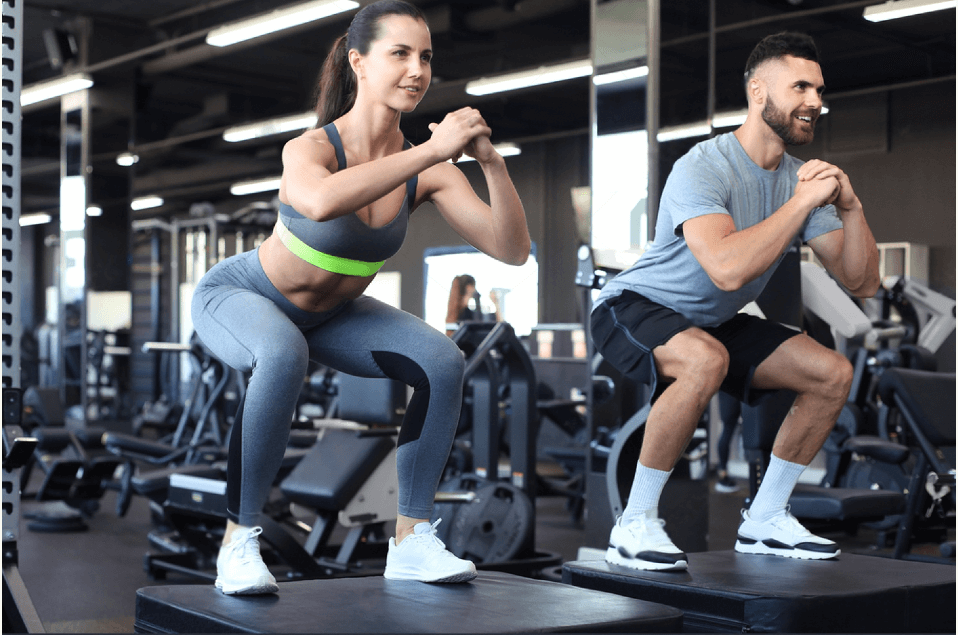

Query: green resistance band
274 219 385 277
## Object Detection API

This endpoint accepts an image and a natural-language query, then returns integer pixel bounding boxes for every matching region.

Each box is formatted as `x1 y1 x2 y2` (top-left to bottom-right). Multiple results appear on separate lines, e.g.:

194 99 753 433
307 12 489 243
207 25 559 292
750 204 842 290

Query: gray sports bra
275 122 417 277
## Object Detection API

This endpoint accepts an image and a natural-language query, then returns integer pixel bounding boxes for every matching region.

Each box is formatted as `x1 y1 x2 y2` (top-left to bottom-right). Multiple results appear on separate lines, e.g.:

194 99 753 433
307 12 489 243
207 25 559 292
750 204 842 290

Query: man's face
758 55 825 146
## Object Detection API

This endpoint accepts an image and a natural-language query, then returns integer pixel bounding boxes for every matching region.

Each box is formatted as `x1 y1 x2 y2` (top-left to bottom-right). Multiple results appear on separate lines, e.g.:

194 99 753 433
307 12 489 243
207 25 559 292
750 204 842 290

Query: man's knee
659 330 729 389
821 350 854 404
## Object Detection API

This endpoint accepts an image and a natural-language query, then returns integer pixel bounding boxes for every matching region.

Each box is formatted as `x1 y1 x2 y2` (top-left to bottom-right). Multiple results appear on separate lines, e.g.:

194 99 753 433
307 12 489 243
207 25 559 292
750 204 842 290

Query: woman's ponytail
313 34 356 127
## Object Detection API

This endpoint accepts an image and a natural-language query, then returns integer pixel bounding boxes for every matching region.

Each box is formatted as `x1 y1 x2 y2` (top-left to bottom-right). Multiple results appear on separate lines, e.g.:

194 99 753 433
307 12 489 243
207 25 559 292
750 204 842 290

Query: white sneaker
606 513 688 572
215 526 279 595
734 508 840 560
383 519 478 583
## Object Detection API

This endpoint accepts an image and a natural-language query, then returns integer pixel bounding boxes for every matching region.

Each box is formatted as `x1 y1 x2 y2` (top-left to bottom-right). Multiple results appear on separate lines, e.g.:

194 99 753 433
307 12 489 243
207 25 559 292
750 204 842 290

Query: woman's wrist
477 152 506 170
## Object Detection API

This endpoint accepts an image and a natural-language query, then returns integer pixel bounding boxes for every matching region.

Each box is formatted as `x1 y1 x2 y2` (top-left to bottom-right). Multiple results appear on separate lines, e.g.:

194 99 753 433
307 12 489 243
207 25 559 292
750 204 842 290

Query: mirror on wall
59 94 88 412
422 244 539 337
590 0 650 272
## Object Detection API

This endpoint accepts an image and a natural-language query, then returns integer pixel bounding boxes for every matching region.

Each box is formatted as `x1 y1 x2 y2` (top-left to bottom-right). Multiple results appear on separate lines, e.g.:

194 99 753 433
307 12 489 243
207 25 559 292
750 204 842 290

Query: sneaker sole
215 579 279 595
606 547 688 572
383 569 478 583
734 540 840 560
714 484 741 493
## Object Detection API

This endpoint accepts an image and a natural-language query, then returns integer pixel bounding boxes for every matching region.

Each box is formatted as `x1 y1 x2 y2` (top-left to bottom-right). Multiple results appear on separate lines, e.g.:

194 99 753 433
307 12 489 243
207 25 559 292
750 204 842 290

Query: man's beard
762 95 816 146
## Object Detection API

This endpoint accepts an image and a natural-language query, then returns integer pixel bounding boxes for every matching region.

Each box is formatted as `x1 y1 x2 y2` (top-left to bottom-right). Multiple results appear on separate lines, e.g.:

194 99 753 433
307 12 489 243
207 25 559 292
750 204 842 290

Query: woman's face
353 15 432 113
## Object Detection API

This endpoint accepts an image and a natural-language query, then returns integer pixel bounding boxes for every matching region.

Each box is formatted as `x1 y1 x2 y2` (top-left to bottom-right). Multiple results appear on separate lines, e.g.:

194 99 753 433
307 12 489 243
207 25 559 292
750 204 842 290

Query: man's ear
747 76 765 106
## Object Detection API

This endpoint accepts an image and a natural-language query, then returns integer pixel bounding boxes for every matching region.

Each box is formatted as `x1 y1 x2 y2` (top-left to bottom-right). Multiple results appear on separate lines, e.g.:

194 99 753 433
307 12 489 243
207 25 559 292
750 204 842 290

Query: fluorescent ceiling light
19 213 53 227
454 143 521 163
465 59 592 96
231 176 282 196
712 109 748 129
864 0 956 22
131 196 164 211
657 123 713 142
116 152 139 167
21 73 93 107
86 206 103 217
206 0 359 47
223 112 318 142
593 66 649 86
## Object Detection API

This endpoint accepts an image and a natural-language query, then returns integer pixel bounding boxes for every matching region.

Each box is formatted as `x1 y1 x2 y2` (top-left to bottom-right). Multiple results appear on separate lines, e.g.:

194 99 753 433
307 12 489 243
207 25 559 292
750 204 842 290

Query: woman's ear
348 49 364 81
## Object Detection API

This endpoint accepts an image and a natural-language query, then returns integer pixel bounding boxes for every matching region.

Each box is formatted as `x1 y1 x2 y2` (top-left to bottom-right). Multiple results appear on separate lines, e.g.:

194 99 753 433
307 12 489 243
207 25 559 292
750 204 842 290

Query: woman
445 274 502 335
191 0 530 595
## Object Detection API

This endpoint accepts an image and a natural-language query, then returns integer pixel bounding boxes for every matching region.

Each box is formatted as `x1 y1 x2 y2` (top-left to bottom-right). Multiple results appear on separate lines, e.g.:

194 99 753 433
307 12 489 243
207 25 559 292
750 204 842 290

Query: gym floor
14 465 953 634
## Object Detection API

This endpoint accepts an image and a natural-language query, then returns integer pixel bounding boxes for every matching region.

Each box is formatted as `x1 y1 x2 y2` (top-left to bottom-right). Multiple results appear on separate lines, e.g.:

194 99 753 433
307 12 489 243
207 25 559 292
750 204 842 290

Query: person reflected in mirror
445 274 503 335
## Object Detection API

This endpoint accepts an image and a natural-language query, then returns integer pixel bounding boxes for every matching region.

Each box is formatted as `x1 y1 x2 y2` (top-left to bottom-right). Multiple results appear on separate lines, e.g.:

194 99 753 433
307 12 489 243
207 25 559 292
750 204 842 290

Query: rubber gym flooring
15 465 954 634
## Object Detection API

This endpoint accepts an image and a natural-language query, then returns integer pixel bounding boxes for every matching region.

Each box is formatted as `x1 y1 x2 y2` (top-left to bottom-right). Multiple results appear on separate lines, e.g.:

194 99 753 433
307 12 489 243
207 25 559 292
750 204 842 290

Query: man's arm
802 160 881 298
683 173 840 292
807 206 881 298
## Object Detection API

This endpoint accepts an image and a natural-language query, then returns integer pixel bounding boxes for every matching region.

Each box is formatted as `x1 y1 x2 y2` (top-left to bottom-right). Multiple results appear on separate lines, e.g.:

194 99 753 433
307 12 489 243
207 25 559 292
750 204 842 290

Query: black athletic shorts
591 290 801 405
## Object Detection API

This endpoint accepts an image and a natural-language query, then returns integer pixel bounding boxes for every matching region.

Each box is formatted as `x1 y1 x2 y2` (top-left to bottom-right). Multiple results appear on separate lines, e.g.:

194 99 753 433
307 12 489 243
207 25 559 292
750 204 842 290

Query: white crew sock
621 461 672 525
748 454 806 522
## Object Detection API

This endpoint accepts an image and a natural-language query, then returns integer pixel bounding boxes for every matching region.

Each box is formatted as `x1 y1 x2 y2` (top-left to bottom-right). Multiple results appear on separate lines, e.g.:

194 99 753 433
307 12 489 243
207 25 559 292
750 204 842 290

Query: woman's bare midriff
257 234 375 313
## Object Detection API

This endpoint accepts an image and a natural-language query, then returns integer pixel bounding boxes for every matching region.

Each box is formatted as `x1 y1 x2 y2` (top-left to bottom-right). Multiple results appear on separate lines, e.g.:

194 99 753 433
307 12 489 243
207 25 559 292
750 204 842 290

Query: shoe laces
406 519 457 557
768 506 813 538
412 519 444 546
228 526 267 566
624 514 671 545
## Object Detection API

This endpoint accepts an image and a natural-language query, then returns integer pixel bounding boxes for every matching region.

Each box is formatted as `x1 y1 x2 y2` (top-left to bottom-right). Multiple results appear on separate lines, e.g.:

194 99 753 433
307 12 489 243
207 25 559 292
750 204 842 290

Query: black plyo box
135 571 684 633
563 551 955 633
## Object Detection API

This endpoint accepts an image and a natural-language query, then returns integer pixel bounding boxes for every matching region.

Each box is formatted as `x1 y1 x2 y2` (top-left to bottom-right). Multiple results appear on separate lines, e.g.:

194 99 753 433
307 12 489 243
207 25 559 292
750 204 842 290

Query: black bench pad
135 571 683 633
788 483 904 520
563 552 954 633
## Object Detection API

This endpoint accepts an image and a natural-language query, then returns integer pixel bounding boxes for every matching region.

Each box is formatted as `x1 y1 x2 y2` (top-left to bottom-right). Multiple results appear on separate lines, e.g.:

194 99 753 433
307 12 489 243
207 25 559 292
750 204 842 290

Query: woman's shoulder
282 128 337 168
289 127 333 148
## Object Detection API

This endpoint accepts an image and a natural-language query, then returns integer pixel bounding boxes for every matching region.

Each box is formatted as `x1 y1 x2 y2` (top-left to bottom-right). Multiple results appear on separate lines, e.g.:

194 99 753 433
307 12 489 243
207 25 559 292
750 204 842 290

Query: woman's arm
424 135 531 266
282 108 492 222
281 136 441 221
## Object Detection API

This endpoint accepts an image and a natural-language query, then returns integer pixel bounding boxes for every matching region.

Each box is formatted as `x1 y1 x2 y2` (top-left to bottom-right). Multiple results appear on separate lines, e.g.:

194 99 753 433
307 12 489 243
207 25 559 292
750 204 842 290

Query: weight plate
431 472 485 543
444 478 533 564
844 457 909 493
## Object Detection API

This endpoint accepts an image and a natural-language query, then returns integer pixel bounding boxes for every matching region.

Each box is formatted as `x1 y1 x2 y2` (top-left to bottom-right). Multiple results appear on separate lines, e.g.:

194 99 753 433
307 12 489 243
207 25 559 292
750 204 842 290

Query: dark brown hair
445 274 477 326
313 0 427 126
744 31 820 87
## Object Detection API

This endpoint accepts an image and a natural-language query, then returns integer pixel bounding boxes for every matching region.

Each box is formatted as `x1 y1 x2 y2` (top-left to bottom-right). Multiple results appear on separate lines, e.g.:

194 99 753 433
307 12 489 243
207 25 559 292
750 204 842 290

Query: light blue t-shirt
595 132 843 328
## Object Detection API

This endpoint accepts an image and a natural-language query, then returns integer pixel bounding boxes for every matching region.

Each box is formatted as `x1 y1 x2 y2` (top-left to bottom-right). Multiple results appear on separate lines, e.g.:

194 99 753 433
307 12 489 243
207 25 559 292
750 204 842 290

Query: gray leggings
190 249 464 526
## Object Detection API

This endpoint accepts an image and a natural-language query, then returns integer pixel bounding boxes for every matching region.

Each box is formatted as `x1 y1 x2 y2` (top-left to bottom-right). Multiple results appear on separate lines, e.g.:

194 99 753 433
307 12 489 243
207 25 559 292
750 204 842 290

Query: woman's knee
424 335 466 390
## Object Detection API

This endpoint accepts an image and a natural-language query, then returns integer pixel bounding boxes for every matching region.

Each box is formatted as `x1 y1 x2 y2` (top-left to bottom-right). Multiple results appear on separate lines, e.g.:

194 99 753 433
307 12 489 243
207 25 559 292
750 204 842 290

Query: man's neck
733 115 786 171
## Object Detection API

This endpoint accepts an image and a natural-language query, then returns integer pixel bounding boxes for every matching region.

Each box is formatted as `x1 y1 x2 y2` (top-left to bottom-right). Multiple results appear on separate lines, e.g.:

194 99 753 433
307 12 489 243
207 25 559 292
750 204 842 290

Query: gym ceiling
19 0 956 219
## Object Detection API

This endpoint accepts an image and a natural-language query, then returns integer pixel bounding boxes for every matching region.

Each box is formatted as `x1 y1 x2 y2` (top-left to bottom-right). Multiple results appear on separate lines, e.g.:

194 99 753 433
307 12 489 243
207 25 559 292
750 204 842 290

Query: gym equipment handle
142 341 192 353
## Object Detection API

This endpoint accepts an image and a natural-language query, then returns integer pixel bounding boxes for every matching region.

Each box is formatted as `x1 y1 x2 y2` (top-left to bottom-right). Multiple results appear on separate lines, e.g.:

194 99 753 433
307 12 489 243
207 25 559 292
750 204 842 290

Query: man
590 32 880 571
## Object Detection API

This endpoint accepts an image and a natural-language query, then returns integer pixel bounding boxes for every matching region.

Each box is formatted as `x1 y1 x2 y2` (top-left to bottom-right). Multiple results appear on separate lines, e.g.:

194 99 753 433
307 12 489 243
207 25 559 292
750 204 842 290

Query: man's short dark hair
744 31 820 83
